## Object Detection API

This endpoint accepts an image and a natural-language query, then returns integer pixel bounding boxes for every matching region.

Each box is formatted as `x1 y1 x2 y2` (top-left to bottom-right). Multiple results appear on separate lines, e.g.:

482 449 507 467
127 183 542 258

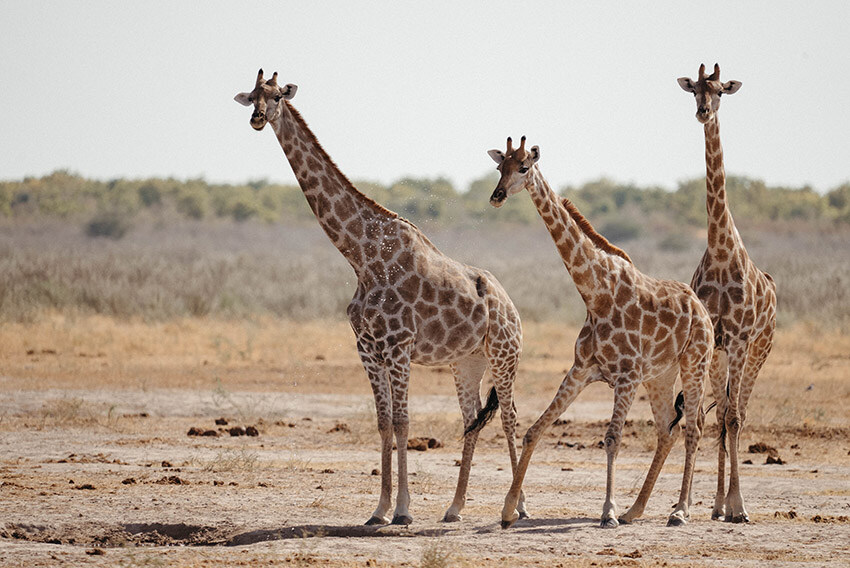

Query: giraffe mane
285 102 399 219
559 197 633 263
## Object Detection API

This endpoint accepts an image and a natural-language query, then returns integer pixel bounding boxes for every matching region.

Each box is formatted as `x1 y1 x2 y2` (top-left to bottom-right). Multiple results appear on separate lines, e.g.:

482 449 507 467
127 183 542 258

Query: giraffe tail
464 387 500 436
668 391 685 433
668 391 718 433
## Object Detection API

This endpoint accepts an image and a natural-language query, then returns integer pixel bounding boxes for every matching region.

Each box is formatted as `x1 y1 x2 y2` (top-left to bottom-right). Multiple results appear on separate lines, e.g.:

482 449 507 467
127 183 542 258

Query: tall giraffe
678 63 777 523
488 137 712 528
235 69 526 526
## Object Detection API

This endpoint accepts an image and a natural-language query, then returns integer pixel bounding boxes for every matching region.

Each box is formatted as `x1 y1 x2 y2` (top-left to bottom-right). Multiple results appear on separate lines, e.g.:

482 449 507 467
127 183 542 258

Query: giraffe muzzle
250 111 267 130
489 188 507 208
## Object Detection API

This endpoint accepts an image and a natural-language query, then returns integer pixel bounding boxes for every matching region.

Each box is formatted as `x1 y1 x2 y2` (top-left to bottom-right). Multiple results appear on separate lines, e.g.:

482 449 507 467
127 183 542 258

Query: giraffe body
679 64 777 523
235 70 525 525
488 137 713 528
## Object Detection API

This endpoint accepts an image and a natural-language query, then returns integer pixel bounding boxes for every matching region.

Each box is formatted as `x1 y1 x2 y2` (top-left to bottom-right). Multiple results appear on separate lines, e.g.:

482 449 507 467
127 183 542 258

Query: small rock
371 469 380 476
765 455 785 465
215 417 229 425
213 480 224 486
75 484 95 490
187 427 204 436
161 461 172 468
329 423 351 433
201 429 218 437
742 459 753 464
321 468 335 474
121 478 136 485
245 426 259 437
228 426 246 437
85 549 105 556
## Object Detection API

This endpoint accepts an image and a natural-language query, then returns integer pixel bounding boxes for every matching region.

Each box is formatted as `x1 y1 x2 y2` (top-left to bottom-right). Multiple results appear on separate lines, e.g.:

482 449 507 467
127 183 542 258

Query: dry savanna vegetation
0 183 849 567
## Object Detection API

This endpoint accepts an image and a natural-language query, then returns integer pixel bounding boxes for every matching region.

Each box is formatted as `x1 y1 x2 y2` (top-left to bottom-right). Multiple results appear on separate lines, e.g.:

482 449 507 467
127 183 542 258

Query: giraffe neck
525 168 633 304
269 102 398 272
704 116 741 252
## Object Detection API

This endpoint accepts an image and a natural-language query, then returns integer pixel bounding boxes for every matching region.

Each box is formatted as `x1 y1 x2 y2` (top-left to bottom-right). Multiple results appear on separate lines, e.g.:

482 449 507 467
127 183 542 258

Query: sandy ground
1 318 849 567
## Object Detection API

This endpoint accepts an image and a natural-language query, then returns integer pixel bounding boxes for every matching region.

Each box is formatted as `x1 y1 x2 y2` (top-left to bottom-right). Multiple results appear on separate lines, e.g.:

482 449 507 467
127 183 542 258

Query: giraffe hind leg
619 368 680 525
442 353 489 523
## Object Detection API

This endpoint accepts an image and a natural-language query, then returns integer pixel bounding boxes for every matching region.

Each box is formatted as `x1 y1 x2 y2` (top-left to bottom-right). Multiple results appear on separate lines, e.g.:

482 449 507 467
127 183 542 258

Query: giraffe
234 69 526 526
678 63 777 523
487 136 713 528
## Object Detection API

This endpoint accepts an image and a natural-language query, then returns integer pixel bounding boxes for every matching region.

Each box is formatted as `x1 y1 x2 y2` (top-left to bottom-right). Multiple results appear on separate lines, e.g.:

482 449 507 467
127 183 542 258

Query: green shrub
85 211 131 239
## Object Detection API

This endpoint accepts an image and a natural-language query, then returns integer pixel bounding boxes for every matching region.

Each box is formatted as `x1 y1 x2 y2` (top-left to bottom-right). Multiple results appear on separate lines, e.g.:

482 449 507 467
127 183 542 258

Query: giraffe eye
518 166 529 174
274 94 282 102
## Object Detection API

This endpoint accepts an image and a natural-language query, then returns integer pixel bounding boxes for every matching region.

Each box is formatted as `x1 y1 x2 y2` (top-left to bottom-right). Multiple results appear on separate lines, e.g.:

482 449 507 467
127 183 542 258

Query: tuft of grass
195 448 260 473
420 541 456 568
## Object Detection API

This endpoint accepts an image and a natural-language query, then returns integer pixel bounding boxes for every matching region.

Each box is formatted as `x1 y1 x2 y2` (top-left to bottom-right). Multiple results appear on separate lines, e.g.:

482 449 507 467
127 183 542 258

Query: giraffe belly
411 335 484 366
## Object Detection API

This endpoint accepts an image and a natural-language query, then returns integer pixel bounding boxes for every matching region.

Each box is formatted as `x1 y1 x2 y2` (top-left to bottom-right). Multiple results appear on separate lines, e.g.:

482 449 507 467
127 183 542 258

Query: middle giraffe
488 137 713 528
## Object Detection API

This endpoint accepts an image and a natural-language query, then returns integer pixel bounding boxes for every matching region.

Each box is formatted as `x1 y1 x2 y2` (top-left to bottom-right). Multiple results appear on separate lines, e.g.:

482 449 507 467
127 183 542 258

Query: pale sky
2 1 848 193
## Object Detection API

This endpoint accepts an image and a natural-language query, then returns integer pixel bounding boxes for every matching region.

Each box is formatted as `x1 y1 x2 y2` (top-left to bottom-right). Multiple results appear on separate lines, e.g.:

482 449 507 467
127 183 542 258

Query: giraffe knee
604 432 621 454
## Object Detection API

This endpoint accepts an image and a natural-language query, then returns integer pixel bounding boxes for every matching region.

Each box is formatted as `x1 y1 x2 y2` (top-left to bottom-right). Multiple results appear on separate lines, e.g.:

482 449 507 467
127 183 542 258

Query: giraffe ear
234 92 253 106
677 77 696 93
529 146 540 163
488 149 505 164
280 84 298 100
721 80 742 95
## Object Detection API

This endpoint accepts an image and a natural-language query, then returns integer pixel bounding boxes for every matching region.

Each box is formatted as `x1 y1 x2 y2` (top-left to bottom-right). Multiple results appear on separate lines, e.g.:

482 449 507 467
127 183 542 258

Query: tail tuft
464 387 500 436
668 391 685 433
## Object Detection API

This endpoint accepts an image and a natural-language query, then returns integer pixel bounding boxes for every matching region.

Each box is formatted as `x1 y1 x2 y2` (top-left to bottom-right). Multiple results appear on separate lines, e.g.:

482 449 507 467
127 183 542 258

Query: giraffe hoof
711 511 724 521
517 511 530 520
729 514 750 524
600 517 619 529
441 513 462 523
391 514 413 526
617 516 633 525
667 514 688 527
500 519 516 529
365 516 389 526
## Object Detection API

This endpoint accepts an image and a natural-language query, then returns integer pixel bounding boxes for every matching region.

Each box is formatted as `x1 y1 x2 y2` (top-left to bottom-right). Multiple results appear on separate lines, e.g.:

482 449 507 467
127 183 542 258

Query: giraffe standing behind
235 69 527 525
488 137 713 528
678 63 777 523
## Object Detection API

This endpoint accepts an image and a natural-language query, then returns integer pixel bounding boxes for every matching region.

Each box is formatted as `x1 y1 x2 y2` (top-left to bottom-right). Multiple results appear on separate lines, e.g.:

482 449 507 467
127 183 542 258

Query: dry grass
1 220 848 331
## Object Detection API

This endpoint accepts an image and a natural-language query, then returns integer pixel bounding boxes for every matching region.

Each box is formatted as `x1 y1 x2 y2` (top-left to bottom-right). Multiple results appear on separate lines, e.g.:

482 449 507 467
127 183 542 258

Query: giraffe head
487 136 540 208
234 69 298 131
677 63 741 124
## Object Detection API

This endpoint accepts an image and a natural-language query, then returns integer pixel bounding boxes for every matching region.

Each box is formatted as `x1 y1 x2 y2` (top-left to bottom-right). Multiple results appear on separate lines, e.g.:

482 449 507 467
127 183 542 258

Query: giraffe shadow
479 517 598 535
223 524 455 547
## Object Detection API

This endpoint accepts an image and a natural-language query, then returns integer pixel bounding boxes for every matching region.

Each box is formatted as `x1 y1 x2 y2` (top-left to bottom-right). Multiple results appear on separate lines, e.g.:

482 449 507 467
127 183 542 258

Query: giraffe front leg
708 349 728 521
501 365 594 528
724 340 750 524
358 341 393 526
388 348 413 525
600 381 638 529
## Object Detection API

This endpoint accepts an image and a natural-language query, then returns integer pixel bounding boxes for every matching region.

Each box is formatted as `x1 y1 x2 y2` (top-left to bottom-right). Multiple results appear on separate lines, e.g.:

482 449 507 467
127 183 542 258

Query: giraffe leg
708 349 729 521
387 346 414 525
491 354 527 519
357 342 393 526
501 365 596 528
619 368 679 524
668 337 709 527
600 380 639 528
442 353 488 523
723 338 750 524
